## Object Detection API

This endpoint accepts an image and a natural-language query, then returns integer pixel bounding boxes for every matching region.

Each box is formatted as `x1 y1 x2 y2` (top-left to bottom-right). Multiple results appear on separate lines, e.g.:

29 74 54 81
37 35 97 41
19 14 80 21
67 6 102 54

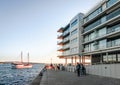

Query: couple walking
76 62 86 77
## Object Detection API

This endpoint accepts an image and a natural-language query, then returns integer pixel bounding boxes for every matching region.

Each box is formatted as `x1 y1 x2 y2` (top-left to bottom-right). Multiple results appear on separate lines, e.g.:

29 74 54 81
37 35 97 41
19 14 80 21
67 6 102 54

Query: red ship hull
12 62 32 69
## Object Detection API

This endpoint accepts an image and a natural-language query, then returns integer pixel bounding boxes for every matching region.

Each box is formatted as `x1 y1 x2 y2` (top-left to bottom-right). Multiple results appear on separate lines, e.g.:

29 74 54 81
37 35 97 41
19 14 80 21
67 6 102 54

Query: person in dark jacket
81 64 86 75
76 62 81 76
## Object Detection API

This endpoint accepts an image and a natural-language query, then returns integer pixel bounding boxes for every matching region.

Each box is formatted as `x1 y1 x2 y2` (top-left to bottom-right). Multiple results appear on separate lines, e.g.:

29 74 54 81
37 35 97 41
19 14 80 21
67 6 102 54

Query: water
0 63 44 85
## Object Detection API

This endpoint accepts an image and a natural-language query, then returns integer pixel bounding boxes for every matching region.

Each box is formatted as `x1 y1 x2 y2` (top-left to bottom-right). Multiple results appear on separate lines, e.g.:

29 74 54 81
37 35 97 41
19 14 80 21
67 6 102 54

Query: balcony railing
57 34 63 39
63 30 69 36
63 51 70 56
57 40 64 45
84 41 120 52
83 26 120 44
63 44 70 49
63 37 70 43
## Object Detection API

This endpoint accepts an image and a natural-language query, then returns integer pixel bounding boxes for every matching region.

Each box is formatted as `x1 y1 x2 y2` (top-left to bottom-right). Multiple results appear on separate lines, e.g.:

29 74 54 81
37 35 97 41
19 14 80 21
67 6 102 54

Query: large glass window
89 32 95 40
107 23 120 34
107 0 118 8
103 55 107 62
90 42 95 51
107 8 120 20
71 19 78 28
102 3 107 11
118 54 120 62
84 35 89 42
115 39 120 46
71 29 77 35
98 27 106 37
85 7 102 22
71 38 77 44
84 19 101 32
107 38 120 47
108 55 113 62
71 47 78 53
99 39 106 49
101 16 106 23
112 54 117 61
84 44 89 52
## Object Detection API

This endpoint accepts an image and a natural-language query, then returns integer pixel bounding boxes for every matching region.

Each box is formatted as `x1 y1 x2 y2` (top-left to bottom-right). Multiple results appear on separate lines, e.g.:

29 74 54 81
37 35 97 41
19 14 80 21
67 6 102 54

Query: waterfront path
40 69 120 85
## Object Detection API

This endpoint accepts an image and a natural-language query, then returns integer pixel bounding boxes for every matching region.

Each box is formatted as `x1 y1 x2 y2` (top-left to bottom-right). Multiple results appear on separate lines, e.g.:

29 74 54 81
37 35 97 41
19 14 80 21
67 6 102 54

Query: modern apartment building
82 0 120 64
57 13 84 65
57 0 120 78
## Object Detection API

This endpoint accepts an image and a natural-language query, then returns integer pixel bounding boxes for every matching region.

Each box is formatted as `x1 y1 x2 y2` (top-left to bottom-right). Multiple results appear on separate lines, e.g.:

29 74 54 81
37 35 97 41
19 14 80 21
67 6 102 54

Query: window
107 0 118 8
84 44 89 52
71 47 78 53
71 29 77 35
71 19 78 28
101 16 106 23
102 3 107 11
84 19 101 32
107 23 120 34
118 54 120 62
108 54 116 62
85 7 102 22
99 39 106 49
89 32 95 40
108 55 113 61
115 39 120 46
84 35 89 42
98 27 106 37
90 42 95 51
103 55 107 62
71 38 77 44
107 8 120 20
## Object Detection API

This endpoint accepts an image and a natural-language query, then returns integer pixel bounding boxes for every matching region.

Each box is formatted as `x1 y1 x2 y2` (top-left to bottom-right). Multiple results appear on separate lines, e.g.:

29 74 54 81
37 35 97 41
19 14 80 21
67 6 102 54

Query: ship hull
12 63 32 69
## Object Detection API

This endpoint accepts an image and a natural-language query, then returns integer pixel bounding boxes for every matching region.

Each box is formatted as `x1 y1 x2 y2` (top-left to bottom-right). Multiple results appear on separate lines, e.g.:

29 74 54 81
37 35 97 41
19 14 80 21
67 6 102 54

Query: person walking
81 64 86 75
76 62 81 77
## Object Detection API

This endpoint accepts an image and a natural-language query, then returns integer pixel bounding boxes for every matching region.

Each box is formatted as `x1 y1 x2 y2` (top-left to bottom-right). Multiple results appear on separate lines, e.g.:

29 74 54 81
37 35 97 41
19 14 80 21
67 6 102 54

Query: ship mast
21 51 23 63
28 52 29 64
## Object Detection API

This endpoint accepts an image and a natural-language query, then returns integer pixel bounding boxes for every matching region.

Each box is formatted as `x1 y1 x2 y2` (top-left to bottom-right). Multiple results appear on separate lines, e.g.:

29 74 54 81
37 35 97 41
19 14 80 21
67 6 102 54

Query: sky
0 0 101 63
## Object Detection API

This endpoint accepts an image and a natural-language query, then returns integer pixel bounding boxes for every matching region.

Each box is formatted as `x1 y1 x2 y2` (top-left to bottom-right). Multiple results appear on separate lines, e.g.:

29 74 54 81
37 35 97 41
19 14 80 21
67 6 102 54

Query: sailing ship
12 52 32 69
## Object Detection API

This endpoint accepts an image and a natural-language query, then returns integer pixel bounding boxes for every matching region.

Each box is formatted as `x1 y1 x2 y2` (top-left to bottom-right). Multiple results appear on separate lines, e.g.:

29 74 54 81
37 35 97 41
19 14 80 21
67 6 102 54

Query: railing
63 44 70 49
84 41 120 52
63 37 69 43
63 30 69 36
57 40 63 44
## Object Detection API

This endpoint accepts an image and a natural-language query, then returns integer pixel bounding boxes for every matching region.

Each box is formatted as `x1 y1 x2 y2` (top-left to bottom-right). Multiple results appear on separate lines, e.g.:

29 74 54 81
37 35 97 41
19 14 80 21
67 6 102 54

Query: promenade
40 69 120 85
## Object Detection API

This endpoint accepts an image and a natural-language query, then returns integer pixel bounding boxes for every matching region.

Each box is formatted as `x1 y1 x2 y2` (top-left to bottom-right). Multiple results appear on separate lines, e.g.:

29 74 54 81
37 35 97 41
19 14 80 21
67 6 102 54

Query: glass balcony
63 44 70 50
63 30 69 36
57 40 64 45
63 50 70 56
107 39 120 48
63 37 69 43
57 33 63 39
57 52 64 56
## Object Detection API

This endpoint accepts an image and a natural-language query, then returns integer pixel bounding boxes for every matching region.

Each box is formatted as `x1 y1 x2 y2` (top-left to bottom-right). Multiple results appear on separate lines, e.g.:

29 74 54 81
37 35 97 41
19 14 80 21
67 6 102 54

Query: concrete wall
86 64 120 79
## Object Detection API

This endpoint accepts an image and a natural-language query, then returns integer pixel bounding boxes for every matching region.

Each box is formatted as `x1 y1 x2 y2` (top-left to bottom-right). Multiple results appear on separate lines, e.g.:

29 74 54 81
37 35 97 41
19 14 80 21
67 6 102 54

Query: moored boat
12 52 32 69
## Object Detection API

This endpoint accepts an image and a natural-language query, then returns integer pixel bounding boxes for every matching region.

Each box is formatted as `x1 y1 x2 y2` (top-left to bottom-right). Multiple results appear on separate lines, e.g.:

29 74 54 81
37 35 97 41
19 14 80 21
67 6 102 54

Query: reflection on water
0 63 44 85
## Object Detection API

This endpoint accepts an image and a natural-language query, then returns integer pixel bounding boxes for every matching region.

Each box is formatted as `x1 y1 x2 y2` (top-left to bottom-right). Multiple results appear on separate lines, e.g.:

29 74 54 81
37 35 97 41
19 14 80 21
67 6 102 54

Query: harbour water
0 63 44 85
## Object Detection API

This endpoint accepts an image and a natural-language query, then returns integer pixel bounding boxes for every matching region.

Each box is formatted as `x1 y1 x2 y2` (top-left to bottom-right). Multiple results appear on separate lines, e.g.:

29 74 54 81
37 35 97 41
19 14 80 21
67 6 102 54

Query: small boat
12 52 32 69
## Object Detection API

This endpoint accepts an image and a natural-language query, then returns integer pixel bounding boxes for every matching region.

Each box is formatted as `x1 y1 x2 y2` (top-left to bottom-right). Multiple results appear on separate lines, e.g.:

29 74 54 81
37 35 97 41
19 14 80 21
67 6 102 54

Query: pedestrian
76 62 81 77
81 64 86 75
54 64 58 71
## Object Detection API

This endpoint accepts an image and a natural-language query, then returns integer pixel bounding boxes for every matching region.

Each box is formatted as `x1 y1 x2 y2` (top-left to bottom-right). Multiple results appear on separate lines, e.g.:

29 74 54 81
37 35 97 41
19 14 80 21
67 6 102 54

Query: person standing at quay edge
76 62 81 77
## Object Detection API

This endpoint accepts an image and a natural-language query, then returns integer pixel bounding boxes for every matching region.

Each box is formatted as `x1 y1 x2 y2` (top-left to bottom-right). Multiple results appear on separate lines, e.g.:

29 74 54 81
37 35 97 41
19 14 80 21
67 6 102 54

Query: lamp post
51 58 52 64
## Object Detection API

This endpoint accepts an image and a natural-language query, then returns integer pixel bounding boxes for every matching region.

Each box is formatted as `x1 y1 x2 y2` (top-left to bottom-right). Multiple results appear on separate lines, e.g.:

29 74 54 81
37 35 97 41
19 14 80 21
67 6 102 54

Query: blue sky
0 0 101 63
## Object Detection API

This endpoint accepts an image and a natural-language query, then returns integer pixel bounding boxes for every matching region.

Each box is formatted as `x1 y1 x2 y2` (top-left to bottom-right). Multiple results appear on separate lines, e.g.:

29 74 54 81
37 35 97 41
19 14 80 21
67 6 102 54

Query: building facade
57 13 85 65
57 0 120 79
82 0 120 64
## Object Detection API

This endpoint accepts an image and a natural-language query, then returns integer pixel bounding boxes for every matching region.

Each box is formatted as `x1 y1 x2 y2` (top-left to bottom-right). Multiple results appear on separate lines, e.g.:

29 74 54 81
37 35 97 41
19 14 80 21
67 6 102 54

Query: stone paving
40 69 120 85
